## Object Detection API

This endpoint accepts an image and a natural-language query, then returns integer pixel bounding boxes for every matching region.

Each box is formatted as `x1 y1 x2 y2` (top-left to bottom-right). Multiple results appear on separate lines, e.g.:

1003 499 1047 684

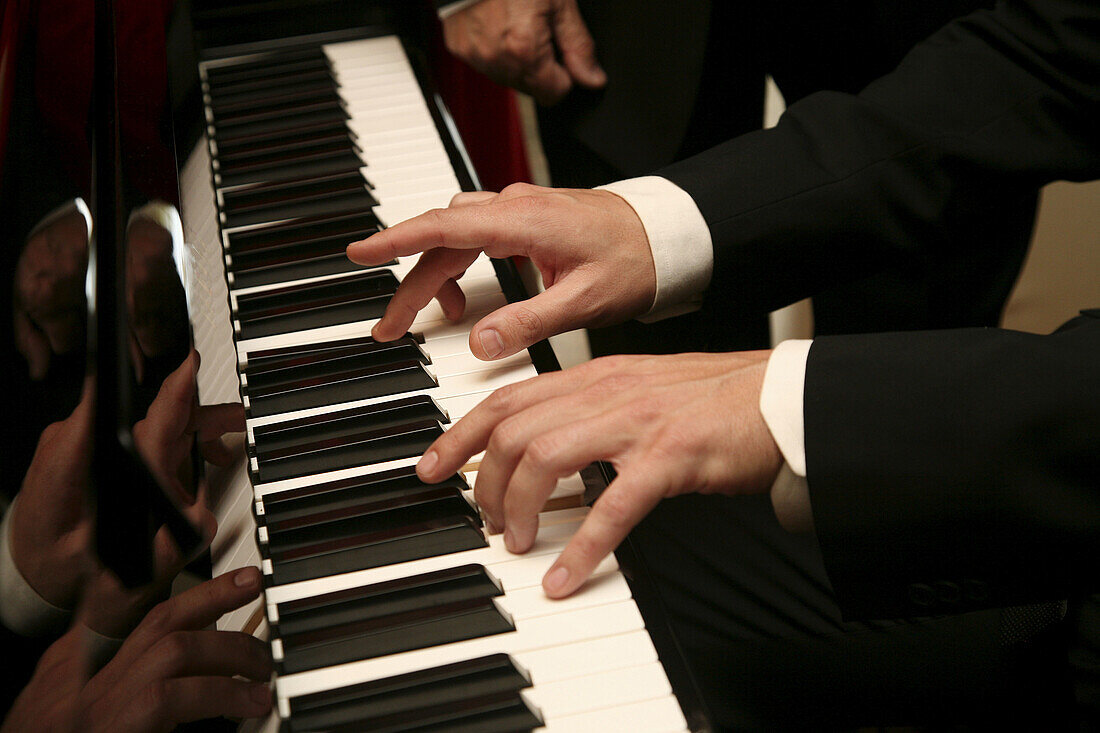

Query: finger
346 204 537 266
193 403 246 465
140 630 273 682
542 462 667 598
436 277 467 322
14 310 52 380
470 383 611 533
116 677 270 731
371 248 479 341
553 2 606 88
522 55 573 105
468 275 591 359
117 568 262 667
143 351 200 440
449 191 498 207
418 367 601 482
503 411 631 552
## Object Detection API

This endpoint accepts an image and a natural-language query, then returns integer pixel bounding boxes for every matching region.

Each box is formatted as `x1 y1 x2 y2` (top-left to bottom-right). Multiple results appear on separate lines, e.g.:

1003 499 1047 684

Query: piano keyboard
178 33 690 733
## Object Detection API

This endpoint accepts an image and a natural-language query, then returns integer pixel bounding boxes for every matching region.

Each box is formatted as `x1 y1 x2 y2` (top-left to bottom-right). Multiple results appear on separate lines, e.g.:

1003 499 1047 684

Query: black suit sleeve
803 310 1100 620
658 0 1100 316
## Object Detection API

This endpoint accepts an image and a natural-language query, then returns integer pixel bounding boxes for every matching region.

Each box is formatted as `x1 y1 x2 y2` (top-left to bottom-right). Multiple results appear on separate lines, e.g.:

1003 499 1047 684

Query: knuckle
595 489 636 530
485 382 521 416
508 305 545 341
502 30 537 63
500 182 537 198
524 435 560 471
157 632 194 673
143 599 175 634
487 418 525 458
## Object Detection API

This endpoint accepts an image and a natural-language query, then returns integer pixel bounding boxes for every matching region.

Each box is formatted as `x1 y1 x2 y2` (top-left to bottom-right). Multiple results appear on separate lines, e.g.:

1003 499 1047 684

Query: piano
163 3 711 730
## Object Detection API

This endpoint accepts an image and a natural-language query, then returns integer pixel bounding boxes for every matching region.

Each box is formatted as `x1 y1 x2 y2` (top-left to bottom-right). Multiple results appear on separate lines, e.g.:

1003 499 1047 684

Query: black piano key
245 333 421 373
224 211 379 255
224 191 375 233
260 466 469 525
235 267 396 315
402 695 543 733
263 486 476 554
265 488 478 558
211 104 350 145
222 170 370 207
277 595 514 674
245 337 428 395
274 564 501 637
214 120 351 161
286 655 533 733
216 147 364 189
216 129 356 169
246 359 437 418
269 515 488 586
208 82 339 118
250 390 440 454
253 417 444 484
206 65 334 102
230 249 366 288
225 225 385 287
234 269 398 340
204 48 328 87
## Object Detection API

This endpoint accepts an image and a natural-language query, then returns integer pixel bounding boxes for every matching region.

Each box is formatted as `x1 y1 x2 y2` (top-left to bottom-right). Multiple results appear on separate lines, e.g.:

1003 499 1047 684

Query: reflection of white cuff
438 0 487 19
759 339 813 476
82 624 126 672
598 177 713 323
0 497 74 637
27 198 92 241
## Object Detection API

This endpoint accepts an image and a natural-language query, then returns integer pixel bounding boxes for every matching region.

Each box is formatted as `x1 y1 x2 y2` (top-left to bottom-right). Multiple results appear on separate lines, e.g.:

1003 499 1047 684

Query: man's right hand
347 183 657 360
442 0 606 105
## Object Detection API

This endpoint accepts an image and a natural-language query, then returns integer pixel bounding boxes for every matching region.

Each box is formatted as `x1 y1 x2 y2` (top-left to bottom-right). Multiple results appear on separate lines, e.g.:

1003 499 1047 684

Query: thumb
469 278 588 359
553 1 606 88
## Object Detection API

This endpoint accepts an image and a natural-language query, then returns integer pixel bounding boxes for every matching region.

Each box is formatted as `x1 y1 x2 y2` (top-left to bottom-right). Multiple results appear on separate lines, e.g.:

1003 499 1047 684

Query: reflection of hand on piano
347 183 656 361
1 568 272 733
416 350 782 598
132 350 246 507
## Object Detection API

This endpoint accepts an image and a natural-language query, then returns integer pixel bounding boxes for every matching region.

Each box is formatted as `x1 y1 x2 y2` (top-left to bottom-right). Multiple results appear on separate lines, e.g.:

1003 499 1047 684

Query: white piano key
524 662 672 720
516 630 660 685
537 695 688 732
498 569 630 620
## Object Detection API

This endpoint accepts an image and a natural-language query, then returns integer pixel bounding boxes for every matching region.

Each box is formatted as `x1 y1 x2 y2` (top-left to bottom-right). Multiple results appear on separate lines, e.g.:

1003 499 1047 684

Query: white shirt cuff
0 497 74 636
438 0 486 19
759 339 812 476
598 176 713 323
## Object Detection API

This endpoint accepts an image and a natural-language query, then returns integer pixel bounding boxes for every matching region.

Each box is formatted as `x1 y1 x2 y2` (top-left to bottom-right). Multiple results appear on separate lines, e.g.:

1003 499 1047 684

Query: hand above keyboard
412 350 783 599
346 183 657 361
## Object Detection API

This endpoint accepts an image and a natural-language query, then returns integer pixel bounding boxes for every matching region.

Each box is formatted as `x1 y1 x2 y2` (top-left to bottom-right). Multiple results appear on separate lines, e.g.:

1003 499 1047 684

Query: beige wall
1001 180 1100 333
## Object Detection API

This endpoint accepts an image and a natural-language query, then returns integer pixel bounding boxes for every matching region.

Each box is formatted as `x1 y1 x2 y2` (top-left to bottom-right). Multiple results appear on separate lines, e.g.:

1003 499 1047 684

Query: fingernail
544 565 570 596
504 529 517 553
418 450 438 477
250 683 271 707
235 566 260 588
479 329 504 358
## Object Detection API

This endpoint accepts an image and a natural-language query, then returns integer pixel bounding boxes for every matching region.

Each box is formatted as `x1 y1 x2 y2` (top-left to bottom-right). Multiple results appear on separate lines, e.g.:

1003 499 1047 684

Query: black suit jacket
661 0 1100 335
805 310 1100 619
